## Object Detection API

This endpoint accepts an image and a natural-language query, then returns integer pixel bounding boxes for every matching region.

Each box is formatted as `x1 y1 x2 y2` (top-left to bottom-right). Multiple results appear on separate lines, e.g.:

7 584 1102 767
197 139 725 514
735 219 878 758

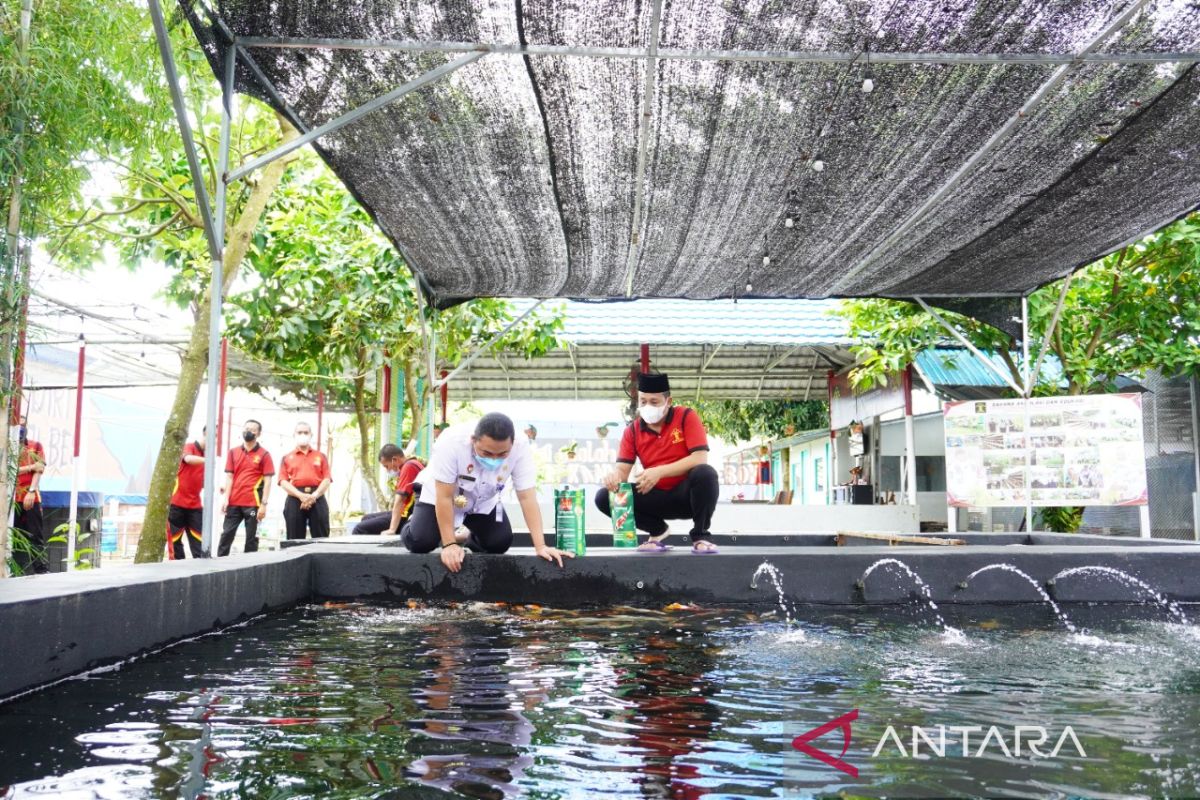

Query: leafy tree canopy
837 213 1200 396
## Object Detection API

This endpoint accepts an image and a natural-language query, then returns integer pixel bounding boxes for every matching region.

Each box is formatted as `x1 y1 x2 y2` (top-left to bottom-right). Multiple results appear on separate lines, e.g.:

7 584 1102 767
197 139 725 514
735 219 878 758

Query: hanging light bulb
784 217 794 228
861 75 875 93
811 159 825 172
762 254 771 267
745 282 753 292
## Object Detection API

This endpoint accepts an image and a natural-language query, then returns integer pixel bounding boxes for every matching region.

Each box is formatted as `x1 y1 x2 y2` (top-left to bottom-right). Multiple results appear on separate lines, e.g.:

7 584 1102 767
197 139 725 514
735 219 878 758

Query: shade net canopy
181 0 1200 308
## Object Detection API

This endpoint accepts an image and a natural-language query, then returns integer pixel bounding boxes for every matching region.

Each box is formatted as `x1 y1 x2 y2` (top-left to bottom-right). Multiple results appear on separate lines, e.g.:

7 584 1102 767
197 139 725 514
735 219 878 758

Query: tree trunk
134 114 298 563
0 0 34 577
353 363 386 509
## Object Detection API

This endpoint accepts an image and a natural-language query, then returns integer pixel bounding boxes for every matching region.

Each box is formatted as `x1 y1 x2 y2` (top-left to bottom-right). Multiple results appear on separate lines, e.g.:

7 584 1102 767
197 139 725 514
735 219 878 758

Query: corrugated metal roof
915 348 1064 388
532 298 852 346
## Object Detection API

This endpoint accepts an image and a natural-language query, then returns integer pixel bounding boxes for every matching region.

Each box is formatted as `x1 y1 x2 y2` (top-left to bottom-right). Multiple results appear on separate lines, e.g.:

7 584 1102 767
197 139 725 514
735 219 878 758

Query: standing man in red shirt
218 419 274 556
278 421 331 540
596 373 721 554
167 426 206 559
12 415 48 574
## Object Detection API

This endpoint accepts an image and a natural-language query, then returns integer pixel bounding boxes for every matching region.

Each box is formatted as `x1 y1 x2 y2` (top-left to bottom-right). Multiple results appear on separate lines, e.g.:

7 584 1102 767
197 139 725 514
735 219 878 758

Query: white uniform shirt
415 422 536 525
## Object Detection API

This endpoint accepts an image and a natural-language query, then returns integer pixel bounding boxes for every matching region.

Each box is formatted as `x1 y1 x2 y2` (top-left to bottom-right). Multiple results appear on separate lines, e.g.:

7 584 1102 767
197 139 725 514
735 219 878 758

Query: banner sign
944 394 1147 508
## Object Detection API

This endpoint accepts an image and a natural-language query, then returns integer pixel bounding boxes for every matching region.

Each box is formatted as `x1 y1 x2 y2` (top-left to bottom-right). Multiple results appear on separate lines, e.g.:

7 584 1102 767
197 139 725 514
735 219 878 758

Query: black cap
637 372 670 394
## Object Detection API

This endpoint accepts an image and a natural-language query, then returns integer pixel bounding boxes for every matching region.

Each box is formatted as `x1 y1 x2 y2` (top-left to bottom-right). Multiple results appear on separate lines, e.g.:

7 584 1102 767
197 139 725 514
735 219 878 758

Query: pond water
2 600 1199 799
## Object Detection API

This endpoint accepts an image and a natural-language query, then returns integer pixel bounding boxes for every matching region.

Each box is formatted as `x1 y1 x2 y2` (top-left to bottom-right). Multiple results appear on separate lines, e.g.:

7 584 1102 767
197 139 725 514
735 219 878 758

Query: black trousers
167 504 204 559
595 464 719 542
283 492 329 540
218 505 260 556
400 502 513 554
12 499 47 574
351 510 391 536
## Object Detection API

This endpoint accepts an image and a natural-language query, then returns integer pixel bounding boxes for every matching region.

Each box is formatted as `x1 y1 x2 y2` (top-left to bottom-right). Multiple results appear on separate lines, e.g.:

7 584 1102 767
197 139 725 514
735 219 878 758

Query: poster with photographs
943 394 1147 508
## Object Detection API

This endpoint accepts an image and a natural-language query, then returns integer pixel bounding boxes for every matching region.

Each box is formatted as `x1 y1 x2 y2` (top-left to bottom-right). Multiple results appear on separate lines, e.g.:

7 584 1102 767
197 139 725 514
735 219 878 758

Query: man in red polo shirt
218 418 274 556
12 415 48 574
167 426 206 559
278 421 332 540
350 444 424 535
597 372 720 554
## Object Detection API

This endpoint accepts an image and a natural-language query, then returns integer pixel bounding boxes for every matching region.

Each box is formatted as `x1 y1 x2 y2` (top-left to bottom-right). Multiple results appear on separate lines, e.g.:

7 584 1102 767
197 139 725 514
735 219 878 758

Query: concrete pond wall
3 534 1199 700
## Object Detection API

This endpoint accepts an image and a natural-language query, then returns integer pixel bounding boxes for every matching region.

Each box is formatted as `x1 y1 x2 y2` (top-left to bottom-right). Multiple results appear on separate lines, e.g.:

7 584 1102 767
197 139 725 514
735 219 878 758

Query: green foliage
837 213 1200 395
0 0 167 220
692 399 827 443
48 521 94 569
1037 506 1084 534
5 525 36 576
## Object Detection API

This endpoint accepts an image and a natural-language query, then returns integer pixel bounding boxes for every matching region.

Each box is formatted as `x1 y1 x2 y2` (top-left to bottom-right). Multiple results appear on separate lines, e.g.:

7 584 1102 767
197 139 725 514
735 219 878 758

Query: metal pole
640 343 651 374
1030 273 1072 393
228 52 486 183
66 335 85 571
1022 296 1033 533
216 338 228 454
1191 376 1200 541
201 41 235 558
317 389 325 453
623 0 664 297
914 297 1027 395
903 365 917 506
234 35 1200 66
433 300 545 388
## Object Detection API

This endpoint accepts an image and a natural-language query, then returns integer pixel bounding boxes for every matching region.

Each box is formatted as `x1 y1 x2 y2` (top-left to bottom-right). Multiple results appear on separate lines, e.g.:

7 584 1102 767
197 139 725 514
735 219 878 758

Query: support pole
641 343 650 374
915 297 1026 396
903 365 917 506
1030 274 1072 394
229 52 485 183
216 338 228 454
205 38 235 556
66 335 86 571
440 370 449 425
1192 376 1200 541
433 300 545 389
1022 296 1034 533
317 389 325 453
622 0 665 297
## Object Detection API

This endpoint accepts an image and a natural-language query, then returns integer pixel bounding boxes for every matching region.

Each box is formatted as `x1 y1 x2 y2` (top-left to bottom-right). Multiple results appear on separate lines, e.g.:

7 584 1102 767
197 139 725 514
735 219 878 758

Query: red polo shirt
617 406 709 491
225 444 275 507
278 447 331 489
14 440 45 504
394 456 424 517
170 441 205 509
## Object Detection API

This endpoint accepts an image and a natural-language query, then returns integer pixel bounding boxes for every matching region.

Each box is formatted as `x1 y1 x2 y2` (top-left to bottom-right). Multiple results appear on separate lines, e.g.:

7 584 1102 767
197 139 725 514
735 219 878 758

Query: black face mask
242 430 257 443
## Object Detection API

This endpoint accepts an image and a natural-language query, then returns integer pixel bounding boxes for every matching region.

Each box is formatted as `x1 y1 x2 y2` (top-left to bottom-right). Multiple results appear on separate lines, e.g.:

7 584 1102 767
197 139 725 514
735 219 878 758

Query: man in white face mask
597 372 721 554
278 421 332 541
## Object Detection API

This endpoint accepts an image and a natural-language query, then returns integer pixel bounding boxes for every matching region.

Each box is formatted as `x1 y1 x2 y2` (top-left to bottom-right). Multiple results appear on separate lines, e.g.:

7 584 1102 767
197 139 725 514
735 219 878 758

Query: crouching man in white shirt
399 412 571 574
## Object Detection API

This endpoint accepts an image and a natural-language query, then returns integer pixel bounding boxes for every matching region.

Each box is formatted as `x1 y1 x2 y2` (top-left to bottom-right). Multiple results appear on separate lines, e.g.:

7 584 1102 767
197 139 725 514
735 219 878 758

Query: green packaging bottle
610 482 638 548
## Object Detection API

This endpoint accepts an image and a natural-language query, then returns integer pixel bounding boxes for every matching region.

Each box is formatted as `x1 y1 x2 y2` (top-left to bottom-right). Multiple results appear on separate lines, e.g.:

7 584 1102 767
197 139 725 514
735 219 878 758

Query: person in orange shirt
167 426 206 559
218 419 274 556
278 421 331 540
12 416 48 574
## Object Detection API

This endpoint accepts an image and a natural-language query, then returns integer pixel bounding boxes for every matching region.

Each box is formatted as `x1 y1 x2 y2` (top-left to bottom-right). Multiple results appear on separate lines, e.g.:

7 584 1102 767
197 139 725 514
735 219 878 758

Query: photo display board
944 394 1148 508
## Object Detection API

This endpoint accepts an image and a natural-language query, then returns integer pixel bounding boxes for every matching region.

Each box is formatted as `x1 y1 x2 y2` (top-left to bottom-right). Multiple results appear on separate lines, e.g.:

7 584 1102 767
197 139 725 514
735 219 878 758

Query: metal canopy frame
235 36 1200 66
216 10 1200 301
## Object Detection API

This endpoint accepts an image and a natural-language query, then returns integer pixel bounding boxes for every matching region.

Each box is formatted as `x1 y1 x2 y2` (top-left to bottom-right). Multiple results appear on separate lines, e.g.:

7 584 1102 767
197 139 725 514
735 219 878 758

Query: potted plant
561 441 578 460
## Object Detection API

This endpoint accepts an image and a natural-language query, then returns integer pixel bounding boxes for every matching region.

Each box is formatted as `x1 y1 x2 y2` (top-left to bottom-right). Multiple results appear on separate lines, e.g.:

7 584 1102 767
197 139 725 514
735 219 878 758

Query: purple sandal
691 540 720 555
637 539 672 553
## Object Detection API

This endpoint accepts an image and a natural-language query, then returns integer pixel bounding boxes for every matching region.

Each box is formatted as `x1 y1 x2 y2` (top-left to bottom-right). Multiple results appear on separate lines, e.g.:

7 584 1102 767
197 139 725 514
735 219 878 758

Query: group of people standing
12 370 721 572
167 419 332 558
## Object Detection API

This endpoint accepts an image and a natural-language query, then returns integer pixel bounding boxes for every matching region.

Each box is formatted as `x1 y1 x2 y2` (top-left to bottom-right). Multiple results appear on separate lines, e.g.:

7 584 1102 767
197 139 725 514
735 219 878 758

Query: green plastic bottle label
611 482 637 547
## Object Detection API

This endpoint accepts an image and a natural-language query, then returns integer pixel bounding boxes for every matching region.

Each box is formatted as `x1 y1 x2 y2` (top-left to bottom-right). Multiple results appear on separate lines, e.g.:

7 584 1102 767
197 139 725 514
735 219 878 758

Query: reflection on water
2 602 1200 798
